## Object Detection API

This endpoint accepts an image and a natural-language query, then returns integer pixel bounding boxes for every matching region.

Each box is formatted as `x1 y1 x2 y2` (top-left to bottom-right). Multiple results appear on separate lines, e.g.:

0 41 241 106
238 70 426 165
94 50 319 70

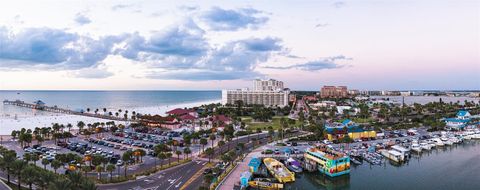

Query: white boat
445 140 454 146
433 138 444 146
464 135 472 140
411 144 422 153
380 149 404 163
391 145 410 157
449 137 459 144
473 134 480 139
420 142 431 150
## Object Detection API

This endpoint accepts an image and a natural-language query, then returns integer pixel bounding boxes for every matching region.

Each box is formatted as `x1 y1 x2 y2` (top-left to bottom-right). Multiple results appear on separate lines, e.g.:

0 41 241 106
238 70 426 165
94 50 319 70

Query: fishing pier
3 99 131 122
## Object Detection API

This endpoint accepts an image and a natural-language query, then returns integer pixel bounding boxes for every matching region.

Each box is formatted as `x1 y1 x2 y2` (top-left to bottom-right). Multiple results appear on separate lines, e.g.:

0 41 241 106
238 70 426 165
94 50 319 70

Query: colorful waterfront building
248 157 261 173
444 110 472 130
304 145 350 177
324 119 376 141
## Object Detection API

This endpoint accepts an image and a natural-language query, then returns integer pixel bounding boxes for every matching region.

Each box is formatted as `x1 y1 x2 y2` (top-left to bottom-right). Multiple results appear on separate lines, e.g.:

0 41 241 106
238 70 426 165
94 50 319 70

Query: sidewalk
217 147 263 190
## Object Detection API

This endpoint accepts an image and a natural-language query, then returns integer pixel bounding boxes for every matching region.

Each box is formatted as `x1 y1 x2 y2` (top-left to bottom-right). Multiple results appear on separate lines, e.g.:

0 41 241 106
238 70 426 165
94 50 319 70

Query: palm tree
217 140 225 153
10 130 17 140
21 165 36 190
23 152 32 164
122 151 132 177
205 148 214 163
66 123 73 132
157 152 167 169
96 165 104 180
175 150 182 163
166 152 173 166
36 135 44 145
51 160 62 174
209 134 216 148
0 150 17 183
33 170 48 189
67 172 83 188
48 178 73 190
77 121 85 134
82 165 92 176
200 138 208 153
106 164 116 181
41 158 50 170
11 159 26 190
183 147 191 160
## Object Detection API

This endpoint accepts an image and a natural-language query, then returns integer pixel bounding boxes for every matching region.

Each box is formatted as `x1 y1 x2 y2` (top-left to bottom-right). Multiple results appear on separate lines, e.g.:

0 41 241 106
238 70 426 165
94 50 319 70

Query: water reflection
285 141 480 190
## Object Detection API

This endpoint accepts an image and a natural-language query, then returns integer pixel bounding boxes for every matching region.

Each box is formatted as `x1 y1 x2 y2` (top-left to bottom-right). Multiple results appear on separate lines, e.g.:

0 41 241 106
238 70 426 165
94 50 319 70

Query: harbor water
284 140 480 190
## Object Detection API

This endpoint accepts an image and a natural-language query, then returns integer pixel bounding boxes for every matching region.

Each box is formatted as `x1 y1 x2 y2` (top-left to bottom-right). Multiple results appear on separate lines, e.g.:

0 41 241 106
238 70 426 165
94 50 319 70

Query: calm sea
285 140 480 190
0 90 221 116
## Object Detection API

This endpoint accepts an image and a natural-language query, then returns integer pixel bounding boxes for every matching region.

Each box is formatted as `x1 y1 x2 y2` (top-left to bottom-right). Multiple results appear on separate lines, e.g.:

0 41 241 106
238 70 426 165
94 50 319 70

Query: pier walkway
3 99 132 122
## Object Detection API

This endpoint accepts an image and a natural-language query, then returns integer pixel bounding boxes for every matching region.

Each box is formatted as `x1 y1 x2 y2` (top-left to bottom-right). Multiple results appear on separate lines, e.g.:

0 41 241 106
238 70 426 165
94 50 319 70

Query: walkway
218 147 264 190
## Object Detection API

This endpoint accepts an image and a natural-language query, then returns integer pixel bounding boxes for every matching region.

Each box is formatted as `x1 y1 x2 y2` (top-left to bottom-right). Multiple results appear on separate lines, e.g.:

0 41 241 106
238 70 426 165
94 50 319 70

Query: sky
0 0 479 91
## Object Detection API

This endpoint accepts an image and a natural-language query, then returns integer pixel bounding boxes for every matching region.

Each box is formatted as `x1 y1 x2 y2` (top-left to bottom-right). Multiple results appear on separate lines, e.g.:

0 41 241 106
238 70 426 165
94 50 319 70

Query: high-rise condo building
222 79 290 107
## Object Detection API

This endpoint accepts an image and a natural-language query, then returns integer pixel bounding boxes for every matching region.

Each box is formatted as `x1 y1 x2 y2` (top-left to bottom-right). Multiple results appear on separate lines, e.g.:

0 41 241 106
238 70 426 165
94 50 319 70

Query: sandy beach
0 99 221 135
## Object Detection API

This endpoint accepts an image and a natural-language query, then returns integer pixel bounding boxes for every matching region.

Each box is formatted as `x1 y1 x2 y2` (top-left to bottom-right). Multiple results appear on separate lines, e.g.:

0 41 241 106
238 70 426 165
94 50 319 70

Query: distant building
320 86 348 98
253 79 284 91
381 91 401 96
348 90 360 96
400 91 412 96
310 101 336 110
302 95 317 102
222 79 290 107
360 90 382 96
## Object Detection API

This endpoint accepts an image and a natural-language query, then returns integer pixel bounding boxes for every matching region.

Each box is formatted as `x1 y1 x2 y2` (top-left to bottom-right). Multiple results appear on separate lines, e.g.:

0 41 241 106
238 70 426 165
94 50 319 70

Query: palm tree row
0 146 97 190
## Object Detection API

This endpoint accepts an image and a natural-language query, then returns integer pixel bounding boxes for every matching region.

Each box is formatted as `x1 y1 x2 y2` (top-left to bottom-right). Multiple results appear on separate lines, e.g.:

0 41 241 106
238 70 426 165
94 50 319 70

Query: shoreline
0 99 221 135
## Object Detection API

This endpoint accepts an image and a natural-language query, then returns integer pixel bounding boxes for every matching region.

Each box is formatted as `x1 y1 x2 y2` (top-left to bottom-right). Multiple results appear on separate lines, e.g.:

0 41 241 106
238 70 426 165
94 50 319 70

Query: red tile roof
179 114 197 120
213 115 231 122
166 108 194 115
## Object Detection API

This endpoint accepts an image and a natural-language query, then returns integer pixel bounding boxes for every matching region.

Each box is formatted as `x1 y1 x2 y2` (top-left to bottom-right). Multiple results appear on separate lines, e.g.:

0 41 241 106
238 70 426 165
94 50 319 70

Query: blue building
444 110 471 130
248 157 261 173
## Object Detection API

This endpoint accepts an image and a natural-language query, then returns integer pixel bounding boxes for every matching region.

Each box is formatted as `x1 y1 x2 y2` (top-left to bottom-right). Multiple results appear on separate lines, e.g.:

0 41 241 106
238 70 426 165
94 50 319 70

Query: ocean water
0 90 221 117
285 140 480 190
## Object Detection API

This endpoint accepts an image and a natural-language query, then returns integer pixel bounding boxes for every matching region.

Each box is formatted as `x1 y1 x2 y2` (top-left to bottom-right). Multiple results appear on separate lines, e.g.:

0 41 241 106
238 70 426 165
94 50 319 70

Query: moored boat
284 158 303 173
263 158 295 183
248 180 284 189
380 149 405 163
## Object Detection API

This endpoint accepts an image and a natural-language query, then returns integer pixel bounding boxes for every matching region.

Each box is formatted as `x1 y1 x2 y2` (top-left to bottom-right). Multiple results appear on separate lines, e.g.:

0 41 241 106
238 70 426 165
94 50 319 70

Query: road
98 160 207 190
97 132 271 190
97 131 304 190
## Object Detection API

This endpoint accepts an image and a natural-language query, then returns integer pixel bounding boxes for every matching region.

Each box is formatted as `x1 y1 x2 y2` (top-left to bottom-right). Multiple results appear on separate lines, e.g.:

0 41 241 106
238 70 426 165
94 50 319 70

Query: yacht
411 143 422 153
443 139 453 146
420 142 431 150
433 138 444 147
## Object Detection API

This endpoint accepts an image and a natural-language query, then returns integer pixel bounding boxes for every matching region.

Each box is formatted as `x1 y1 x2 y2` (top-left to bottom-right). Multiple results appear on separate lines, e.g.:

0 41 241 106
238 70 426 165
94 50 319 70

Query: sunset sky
0 0 479 90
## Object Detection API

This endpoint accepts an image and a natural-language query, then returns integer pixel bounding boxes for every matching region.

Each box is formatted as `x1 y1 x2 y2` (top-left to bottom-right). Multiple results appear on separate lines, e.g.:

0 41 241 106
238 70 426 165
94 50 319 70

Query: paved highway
98 160 207 190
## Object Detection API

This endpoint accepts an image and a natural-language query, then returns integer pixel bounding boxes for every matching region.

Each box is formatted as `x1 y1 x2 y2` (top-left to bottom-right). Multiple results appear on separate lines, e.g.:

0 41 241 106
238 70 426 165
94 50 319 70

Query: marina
228 128 480 190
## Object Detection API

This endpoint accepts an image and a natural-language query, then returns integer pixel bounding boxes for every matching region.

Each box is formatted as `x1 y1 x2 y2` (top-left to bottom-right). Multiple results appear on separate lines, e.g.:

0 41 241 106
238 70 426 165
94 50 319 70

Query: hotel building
320 86 348 98
222 79 290 107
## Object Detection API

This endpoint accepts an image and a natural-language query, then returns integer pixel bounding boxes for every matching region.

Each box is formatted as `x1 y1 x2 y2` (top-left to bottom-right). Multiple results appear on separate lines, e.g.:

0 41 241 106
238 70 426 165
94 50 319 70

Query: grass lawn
244 116 300 131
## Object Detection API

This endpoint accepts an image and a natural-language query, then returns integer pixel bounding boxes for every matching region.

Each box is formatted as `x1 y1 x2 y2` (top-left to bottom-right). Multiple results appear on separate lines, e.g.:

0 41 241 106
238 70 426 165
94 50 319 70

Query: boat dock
3 99 131 122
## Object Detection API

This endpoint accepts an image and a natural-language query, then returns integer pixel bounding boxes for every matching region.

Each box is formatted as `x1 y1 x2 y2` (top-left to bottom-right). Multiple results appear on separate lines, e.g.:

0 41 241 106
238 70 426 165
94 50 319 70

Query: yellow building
325 119 376 141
